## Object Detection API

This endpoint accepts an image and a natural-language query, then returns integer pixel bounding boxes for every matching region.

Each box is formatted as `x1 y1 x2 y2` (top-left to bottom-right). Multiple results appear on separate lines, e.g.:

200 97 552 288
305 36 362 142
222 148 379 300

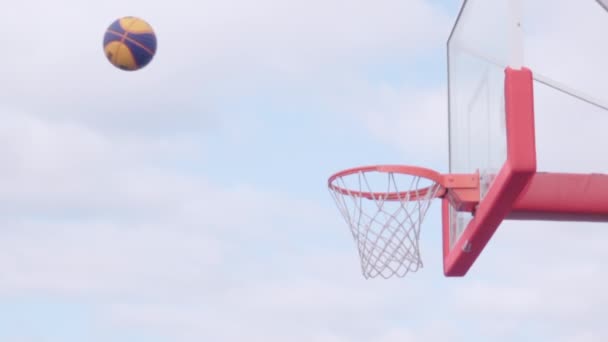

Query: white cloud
533 80 608 173
0 108 205 219
0 106 342 296
523 0 608 99
95 269 445 342
0 0 452 141
519 0 608 174
360 85 448 165
444 218 608 340
0 220 224 297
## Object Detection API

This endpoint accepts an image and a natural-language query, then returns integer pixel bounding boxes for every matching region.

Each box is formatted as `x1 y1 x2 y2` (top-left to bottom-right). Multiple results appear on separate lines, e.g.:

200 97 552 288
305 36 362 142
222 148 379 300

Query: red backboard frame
442 67 608 277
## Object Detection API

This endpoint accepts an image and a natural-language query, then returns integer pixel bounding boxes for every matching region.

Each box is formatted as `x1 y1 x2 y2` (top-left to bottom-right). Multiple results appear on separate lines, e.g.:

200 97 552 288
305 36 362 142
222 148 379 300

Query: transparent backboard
447 0 608 257
522 0 608 175
447 0 515 249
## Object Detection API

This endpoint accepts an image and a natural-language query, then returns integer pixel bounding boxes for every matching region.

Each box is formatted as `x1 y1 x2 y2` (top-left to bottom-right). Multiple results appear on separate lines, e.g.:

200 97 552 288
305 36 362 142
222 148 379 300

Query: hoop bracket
441 173 480 212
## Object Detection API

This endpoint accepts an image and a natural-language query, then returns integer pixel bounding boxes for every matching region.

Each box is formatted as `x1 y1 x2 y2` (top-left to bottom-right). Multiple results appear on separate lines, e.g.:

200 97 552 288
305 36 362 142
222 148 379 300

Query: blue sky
1 0 608 341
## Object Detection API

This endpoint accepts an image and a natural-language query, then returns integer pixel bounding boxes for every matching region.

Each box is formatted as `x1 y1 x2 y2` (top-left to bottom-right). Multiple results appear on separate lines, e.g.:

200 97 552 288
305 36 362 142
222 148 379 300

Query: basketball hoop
328 165 478 279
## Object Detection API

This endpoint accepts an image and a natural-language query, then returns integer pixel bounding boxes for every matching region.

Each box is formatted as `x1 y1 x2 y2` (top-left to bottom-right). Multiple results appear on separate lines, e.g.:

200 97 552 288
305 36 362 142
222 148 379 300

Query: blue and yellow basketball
103 16 157 71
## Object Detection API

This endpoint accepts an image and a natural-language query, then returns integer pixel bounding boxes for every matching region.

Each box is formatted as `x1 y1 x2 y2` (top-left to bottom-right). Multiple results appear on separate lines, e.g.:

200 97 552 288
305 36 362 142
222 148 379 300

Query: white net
329 170 442 278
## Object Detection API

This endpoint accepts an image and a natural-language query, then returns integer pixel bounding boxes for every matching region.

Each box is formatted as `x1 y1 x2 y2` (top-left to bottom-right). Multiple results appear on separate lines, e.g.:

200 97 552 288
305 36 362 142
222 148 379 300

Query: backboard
328 0 608 280
444 0 608 276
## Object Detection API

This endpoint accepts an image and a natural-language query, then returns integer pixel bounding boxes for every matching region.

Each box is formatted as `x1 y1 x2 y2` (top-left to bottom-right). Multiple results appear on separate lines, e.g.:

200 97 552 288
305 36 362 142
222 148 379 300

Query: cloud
519 0 608 174
359 85 448 165
444 217 608 341
0 0 452 140
523 0 608 98
0 105 338 297
0 108 206 219
0 220 224 297
95 264 445 342
533 80 608 173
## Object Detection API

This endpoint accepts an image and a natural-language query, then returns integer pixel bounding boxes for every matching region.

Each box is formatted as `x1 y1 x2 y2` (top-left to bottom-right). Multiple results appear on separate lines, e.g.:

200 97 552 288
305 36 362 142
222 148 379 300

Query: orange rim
327 165 447 201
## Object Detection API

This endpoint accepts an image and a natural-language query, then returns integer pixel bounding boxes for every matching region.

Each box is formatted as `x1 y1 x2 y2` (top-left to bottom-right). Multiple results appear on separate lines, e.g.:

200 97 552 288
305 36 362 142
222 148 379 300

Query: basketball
103 16 157 71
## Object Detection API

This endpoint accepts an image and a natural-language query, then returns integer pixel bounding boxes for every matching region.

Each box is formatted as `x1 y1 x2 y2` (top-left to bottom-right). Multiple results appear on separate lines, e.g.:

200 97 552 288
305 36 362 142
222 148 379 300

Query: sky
0 0 607 341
